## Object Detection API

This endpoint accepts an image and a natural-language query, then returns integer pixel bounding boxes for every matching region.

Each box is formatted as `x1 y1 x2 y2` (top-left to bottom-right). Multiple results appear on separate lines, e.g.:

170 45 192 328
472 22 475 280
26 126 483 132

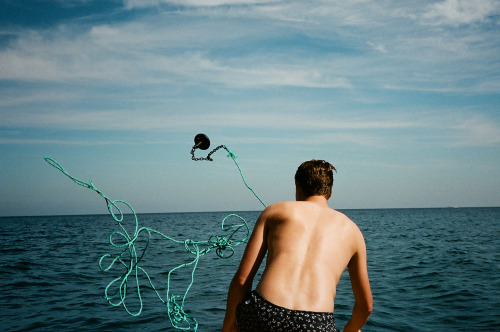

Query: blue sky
1 0 499 216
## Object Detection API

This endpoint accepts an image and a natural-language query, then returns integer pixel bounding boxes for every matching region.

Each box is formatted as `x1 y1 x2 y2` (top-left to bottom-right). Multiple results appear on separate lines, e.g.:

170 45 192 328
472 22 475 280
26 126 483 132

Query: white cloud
0 22 352 88
0 106 427 133
452 115 500 146
367 41 388 54
422 0 499 26
123 0 275 9
0 138 122 146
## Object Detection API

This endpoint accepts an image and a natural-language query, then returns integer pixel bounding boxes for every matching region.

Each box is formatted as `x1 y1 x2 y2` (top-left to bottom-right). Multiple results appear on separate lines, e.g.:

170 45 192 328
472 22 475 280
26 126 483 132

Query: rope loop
208 235 235 258
167 295 198 331
215 235 230 250
169 296 186 322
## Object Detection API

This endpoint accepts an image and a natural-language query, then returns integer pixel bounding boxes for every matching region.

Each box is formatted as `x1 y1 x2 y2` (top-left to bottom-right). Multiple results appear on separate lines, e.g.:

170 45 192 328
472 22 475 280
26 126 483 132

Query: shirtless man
222 160 372 332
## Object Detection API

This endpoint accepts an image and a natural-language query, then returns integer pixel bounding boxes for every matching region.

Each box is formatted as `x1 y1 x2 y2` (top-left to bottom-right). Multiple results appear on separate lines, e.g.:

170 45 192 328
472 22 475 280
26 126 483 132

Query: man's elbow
363 298 373 317
356 296 373 317
232 272 252 289
365 301 373 316
365 293 374 314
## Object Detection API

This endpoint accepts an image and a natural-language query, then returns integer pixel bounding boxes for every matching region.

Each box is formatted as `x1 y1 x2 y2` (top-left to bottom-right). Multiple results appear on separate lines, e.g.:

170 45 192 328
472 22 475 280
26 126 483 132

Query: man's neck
301 195 329 207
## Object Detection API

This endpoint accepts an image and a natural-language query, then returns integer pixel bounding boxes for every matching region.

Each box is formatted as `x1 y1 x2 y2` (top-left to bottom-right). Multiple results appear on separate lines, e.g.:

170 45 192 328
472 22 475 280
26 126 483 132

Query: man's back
222 160 372 332
256 200 363 313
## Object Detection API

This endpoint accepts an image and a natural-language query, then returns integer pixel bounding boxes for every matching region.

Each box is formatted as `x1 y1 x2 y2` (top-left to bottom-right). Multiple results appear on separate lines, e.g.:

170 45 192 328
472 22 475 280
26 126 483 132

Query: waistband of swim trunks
251 290 335 317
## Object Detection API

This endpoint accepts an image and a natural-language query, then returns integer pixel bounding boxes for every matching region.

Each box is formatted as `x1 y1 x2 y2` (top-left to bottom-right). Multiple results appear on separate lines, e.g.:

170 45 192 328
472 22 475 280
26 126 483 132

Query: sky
1 0 499 217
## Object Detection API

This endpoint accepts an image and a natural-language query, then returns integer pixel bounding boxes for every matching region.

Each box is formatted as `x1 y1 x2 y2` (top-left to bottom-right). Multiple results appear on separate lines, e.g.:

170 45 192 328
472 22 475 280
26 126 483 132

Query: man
222 160 372 332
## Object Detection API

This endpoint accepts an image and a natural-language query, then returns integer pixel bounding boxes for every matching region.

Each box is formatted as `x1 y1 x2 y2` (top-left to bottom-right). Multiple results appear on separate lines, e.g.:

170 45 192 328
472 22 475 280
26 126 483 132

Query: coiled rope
44 145 266 331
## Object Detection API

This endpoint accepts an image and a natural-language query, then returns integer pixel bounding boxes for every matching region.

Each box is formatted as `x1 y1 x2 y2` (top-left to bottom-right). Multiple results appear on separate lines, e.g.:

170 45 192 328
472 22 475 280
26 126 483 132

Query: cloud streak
0 25 352 89
3 106 498 150
422 0 500 26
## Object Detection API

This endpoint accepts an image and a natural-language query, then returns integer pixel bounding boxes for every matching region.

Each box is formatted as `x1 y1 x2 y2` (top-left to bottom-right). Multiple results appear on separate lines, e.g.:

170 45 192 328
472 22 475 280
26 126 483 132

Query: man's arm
344 229 373 332
222 211 268 332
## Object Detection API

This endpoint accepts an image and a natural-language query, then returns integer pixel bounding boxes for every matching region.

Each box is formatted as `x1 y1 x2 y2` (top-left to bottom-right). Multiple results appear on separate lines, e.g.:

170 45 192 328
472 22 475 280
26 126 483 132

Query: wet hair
294 160 337 199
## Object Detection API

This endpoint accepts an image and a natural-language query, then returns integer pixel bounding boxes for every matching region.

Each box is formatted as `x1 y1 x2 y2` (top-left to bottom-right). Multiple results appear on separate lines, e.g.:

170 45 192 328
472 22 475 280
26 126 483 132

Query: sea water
1 208 499 331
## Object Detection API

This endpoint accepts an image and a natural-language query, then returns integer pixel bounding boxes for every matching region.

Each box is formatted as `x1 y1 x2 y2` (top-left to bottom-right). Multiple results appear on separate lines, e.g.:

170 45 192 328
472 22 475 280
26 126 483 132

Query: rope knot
168 296 187 322
215 236 230 250
210 235 236 258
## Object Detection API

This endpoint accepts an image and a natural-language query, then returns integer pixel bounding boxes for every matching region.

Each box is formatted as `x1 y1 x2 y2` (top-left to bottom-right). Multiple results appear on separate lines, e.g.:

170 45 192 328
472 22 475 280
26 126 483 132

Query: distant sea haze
1 208 499 331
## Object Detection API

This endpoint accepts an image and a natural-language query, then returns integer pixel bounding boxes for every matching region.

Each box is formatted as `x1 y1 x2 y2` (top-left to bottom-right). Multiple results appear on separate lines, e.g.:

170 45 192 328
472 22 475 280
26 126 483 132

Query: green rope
224 146 267 208
44 147 265 332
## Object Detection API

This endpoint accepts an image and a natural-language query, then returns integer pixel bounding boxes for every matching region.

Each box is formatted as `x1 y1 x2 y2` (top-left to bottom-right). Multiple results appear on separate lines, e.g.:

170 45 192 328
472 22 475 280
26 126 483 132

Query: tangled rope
44 146 266 332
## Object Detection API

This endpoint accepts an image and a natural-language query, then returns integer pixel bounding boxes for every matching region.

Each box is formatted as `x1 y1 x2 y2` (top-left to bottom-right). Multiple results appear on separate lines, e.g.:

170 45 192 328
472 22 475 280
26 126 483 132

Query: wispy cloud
367 41 388 54
422 0 500 26
0 23 352 88
1 109 417 131
452 115 500 146
4 104 497 150
124 0 275 9
0 138 123 146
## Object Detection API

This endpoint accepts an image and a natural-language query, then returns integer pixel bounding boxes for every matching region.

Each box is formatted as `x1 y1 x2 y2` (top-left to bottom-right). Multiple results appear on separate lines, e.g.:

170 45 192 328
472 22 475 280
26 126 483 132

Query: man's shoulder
261 201 297 217
271 200 298 206
259 201 315 225
333 210 356 225
325 210 363 239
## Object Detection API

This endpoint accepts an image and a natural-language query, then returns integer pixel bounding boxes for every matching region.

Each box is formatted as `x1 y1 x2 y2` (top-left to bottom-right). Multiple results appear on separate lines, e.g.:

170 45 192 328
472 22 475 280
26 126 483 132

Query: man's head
294 160 337 200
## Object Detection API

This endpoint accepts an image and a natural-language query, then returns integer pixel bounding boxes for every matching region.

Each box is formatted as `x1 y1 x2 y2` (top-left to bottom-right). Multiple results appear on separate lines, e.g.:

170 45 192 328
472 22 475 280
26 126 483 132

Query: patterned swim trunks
236 290 340 332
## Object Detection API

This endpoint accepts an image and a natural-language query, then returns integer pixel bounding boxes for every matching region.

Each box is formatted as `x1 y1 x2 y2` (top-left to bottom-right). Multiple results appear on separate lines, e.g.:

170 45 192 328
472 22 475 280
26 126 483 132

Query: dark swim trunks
236 290 340 332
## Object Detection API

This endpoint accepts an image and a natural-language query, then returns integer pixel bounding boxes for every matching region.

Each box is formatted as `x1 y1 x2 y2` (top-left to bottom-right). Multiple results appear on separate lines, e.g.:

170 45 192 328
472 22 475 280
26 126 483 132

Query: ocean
1 207 499 331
